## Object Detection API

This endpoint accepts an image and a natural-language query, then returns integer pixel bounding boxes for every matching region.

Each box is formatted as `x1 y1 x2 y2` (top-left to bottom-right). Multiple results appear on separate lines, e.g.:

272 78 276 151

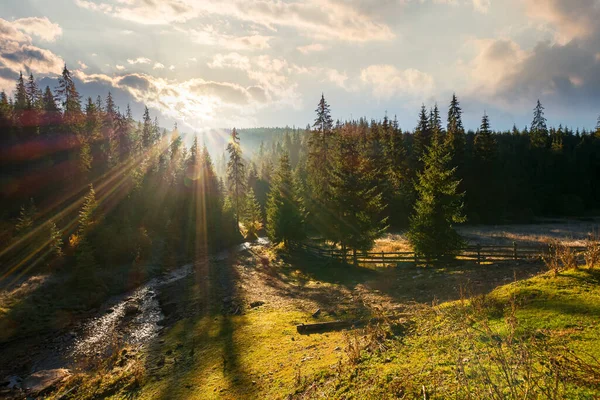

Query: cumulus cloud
78 61 88 70
115 64 125 70
180 25 272 51
471 0 491 13
74 0 394 43
153 62 165 69
0 18 64 83
127 57 151 64
360 64 434 99
10 17 63 42
73 70 282 127
465 0 600 108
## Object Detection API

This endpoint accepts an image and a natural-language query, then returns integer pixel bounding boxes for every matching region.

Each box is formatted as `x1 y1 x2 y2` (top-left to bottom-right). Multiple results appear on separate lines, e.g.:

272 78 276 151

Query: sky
0 0 599 133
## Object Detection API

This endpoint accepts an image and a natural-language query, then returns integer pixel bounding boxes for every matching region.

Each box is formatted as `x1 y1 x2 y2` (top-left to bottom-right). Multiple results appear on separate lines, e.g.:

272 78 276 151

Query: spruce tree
445 93 466 169
243 188 263 239
412 104 430 171
48 221 64 257
408 135 466 263
330 129 386 259
472 112 497 222
266 153 303 246
142 106 153 149
226 128 246 227
78 184 98 237
55 65 82 125
530 99 548 148
14 72 27 111
15 198 37 234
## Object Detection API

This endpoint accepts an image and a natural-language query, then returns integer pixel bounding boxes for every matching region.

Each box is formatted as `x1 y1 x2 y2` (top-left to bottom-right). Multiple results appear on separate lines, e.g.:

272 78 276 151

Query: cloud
10 17 63 42
74 0 394 43
297 43 327 54
0 18 64 81
127 57 151 64
168 65 175 70
153 62 165 69
360 64 434 99
464 0 600 108
524 0 600 43
207 52 250 70
182 25 272 51
115 64 125 70
73 70 282 128
471 0 491 13
78 61 88 70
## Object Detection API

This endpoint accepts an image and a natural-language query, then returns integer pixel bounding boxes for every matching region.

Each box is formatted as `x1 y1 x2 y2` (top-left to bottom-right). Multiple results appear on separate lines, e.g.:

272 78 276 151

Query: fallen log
296 315 408 334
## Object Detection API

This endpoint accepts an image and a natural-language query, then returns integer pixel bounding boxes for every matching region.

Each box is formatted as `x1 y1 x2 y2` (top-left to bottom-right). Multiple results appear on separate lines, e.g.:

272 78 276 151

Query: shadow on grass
143 251 253 399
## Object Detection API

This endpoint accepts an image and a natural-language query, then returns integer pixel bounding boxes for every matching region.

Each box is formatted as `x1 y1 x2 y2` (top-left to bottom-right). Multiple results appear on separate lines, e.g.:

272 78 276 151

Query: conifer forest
1 1 600 398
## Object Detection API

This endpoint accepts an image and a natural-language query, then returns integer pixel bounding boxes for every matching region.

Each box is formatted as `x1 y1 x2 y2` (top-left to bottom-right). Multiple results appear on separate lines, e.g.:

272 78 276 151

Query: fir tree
243 188 263 239
313 93 333 135
445 93 465 168
142 106 152 149
26 73 40 109
15 198 37 234
530 99 548 148
330 129 386 259
408 135 466 262
78 185 98 237
266 153 303 246
55 65 82 125
412 104 430 171
14 72 27 111
226 128 246 227
48 221 64 257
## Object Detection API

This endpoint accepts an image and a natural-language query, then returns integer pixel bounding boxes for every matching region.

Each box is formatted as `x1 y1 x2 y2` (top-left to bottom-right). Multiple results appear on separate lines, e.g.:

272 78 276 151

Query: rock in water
124 303 140 316
23 369 70 395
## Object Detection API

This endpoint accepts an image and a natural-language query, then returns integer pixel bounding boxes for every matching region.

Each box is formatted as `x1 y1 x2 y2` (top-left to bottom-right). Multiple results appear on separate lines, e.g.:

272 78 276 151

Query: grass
8 242 600 399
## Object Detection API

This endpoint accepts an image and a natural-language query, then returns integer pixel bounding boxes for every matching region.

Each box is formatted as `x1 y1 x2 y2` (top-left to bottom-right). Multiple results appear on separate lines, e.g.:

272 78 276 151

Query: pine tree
243 188 263 239
55 65 82 125
430 104 443 142
78 185 98 237
530 99 548 148
26 73 40 109
226 128 246 227
474 112 494 157
595 114 600 136
48 221 64 257
408 135 466 262
14 72 27 111
141 106 152 149
15 198 37 234
313 93 333 135
445 93 465 168
330 129 386 259
412 104 430 171
266 153 303 246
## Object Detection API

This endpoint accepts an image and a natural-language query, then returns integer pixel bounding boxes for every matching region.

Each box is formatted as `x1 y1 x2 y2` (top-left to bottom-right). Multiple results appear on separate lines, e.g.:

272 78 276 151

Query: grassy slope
45 250 599 399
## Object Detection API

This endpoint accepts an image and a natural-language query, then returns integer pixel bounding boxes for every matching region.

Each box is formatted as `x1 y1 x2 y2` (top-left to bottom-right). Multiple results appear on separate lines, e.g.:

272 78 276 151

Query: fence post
414 252 418 266
353 249 357 266
513 241 517 260
477 244 481 265
381 251 385 267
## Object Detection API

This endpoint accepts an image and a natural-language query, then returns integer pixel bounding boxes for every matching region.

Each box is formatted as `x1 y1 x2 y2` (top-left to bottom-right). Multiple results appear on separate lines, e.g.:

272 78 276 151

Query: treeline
236 95 600 259
2 65 600 272
0 66 240 283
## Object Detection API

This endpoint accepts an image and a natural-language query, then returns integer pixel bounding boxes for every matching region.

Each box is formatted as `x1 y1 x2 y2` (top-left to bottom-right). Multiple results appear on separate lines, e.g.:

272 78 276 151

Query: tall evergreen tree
330 129 386 259
445 93 466 168
412 104 430 171
266 153 303 246
226 128 246 227
141 106 153 149
408 135 466 262
55 65 82 125
530 99 548 148
14 72 27 111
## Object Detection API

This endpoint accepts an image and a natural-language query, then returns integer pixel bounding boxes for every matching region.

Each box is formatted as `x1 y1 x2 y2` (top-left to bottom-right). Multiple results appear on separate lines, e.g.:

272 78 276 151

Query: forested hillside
2 67 600 279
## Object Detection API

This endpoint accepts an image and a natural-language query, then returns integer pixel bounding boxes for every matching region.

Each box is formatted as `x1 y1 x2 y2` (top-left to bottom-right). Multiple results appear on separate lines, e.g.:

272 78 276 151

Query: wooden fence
292 241 586 267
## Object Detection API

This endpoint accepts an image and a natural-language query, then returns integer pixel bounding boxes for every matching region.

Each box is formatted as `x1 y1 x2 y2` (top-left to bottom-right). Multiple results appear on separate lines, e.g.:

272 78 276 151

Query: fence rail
292 241 586 266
